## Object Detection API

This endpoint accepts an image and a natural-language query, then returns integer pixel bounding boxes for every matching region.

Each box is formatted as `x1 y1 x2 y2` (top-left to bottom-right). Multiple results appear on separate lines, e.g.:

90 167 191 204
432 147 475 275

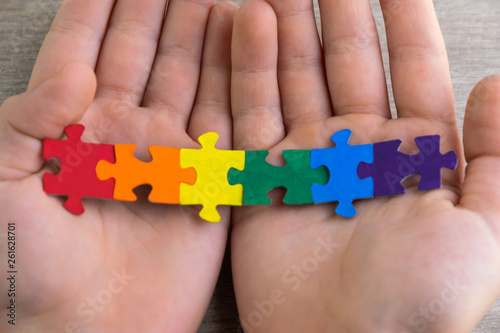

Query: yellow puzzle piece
180 132 244 222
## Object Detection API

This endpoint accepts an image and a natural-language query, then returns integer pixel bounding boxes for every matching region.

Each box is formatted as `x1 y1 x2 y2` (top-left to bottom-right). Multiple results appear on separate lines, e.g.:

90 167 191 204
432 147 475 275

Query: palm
2 115 224 332
256 204 494 323
0 1 238 331
230 1 500 332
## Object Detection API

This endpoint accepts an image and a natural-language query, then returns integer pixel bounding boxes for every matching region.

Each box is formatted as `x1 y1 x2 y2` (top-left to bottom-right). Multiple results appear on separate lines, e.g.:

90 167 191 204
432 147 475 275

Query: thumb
460 74 500 233
0 62 96 179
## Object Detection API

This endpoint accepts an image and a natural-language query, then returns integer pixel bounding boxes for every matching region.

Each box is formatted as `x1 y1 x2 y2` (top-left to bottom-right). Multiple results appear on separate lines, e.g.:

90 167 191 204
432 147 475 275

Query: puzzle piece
43 124 115 214
43 125 458 222
310 129 373 217
227 150 329 205
180 132 244 223
96 144 196 203
357 135 457 197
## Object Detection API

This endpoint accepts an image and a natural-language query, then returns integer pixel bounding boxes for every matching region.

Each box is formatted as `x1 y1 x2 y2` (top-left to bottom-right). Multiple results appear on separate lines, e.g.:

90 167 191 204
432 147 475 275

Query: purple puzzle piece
357 135 457 197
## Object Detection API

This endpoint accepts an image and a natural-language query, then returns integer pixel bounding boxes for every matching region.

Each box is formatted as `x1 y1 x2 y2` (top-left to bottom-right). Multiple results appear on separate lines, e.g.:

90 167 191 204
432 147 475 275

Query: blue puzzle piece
311 129 374 217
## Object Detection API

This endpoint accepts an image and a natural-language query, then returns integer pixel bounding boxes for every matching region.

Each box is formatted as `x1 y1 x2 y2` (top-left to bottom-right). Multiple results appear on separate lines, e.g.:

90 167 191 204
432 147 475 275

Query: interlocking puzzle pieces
227 150 329 205
310 129 374 218
43 126 457 221
96 144 196 203
180 132 244 223
357 135 458 197
43 124 115 214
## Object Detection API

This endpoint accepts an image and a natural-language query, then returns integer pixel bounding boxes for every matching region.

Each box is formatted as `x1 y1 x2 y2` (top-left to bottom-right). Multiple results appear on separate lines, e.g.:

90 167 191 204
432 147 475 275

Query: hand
230 0 500 332
0 0 238 331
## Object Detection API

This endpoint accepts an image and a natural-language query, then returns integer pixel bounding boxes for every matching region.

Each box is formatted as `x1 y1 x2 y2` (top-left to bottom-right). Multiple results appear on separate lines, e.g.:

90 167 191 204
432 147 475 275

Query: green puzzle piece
227 150 329 205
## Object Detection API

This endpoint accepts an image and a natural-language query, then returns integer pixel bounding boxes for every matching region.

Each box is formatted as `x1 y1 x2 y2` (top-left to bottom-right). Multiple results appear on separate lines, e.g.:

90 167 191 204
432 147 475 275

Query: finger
28 0 116 90
142 0 215 128
185 2 239 227
94 0 168 105
0 63 97 180
381 0 455 122
264 0 331 130
188 2 238 150
461 75 500 234
319 0 390 118
232 0 284 150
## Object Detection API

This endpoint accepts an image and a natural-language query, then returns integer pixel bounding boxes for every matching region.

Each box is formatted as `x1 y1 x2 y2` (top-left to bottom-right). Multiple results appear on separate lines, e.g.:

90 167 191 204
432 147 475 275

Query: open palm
230 1 500 332
0 0 239 332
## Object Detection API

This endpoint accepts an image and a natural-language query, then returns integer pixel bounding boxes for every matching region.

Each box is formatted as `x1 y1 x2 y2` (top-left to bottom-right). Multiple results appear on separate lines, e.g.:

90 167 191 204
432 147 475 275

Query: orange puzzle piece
96 144 196 203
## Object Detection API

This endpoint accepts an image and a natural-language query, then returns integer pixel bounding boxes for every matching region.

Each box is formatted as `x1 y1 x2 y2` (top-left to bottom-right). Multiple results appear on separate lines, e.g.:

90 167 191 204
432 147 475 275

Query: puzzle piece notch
43 124 115 214
227 150 329 205
357 135 458 197
96 144 196 203
310 129 374 218
180 132 245 223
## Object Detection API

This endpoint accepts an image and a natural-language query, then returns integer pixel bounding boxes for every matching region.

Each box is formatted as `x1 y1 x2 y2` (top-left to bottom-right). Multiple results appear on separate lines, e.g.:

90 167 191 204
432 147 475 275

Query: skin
0 0 499 332
230 0 500 332
0 0 239 332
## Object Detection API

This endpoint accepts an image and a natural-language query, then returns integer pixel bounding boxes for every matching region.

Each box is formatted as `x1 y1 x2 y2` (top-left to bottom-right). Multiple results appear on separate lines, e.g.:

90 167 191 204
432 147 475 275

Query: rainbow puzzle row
43 125 458 222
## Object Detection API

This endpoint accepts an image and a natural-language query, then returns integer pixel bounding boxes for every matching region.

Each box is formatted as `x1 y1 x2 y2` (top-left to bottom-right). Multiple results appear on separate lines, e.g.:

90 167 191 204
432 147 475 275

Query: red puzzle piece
43 124 115 214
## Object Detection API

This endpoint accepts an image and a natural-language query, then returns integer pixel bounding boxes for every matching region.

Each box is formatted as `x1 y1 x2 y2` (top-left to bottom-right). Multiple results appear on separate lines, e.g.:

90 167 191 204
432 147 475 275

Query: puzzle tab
42 125 458 222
